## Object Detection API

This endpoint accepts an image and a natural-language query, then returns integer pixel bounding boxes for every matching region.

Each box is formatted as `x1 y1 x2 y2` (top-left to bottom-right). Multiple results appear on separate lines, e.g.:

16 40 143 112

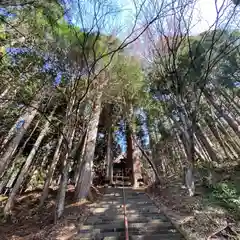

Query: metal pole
122 169 129 240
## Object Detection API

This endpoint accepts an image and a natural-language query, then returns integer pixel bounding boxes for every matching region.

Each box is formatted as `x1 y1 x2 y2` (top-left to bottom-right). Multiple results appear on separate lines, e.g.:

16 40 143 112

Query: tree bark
205 115 237 159
74 90 102 201
106 124 113 184
0 86 18 109
4 106 56 215
40 90 75 208
219 88 240 116
194 135 210 162
0 87 10 106
211 113 240 156
0 120 40 193
134 137 161 184
195 123 219 163
175 104 196 196
204 90 240 138
39 134 63 206
74 130 88 184
55 126 76 220
0 100 40 175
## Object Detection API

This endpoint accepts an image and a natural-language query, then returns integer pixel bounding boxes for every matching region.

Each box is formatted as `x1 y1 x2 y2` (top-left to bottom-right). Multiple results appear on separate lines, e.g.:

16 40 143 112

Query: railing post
122 169 129 240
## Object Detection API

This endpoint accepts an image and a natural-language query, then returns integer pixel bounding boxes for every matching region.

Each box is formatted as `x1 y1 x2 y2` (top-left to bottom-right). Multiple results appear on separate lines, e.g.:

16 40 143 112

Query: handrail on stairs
122 169 129 240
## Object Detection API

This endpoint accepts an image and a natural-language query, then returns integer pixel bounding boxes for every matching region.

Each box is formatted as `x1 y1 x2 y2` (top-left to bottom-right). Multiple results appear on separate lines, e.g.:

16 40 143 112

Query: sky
189 0 233 34
64 0 239 43
115 0 234 35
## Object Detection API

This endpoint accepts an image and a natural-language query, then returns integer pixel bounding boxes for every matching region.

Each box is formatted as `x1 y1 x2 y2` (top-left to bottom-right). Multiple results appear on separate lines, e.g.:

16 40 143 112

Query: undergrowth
206 180 240 219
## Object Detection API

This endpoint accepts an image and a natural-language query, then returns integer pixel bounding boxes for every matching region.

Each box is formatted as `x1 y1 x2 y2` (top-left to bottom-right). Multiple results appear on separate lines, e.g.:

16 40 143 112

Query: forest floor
0 185 104 240
148 167 240 240
1 169 240 240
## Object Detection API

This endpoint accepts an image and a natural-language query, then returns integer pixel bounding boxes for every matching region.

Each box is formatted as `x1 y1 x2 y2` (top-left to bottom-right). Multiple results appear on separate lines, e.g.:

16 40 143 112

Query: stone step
113 176 131 179
128 221 173 229
126 210 160 215
91 202 154 209
101 196 123 200
89 207 124 213
104 193 122 197
79 226 176 236
89 201 123 205
78 237 122 240
87 215 168 225
124 196 149 200
126 206 158 211
128 233 184 240
80 189 182 240
86 214 124 222
76 232 183 240
78 234 184 240
85 218 124 225
85 217 168 225
80 224 125 233
126 192 146 195
113 185 132 188
89 210 125 217
128 225 178 234
124 200 152 205
75 231 124 239
125 193 149 201
126 214 168 221
80 221 172 233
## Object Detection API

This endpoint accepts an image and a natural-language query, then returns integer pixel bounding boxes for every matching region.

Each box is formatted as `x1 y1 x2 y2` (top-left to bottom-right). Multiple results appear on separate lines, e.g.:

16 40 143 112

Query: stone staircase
112 175 132 187
74 188 184 240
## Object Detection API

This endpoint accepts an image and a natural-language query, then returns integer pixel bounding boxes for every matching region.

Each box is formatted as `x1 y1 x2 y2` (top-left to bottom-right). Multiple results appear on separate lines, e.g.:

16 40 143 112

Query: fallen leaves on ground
148 177 240 240
0 185 103 240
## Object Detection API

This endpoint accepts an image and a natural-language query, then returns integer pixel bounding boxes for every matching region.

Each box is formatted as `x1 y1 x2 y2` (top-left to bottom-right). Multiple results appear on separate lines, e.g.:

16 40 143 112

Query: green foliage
207 181 240 219
108 55 144 104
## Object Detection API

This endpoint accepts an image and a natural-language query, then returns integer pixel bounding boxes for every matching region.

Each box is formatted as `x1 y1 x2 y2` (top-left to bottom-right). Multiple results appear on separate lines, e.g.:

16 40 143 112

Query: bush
208 181 240 219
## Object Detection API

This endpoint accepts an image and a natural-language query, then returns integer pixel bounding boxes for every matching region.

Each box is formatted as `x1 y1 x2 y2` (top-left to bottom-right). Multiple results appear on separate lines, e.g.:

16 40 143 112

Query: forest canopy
0 0 239 233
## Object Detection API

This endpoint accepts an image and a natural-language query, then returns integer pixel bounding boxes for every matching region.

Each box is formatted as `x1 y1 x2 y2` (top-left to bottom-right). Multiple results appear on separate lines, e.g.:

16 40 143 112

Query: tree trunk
0 162 16 194
134 137 161 184
205 115 237 159
132 143 142 188
39 134 63 206
67 130 86 184
74 130 88 184
219 88 240 116
179 106 196 196
211 113 240 156
40 141 55 170
55 89 86 220
4 106 56 215
0 120 40 193
0 100 40 175
126 124 142 188
204 90 240 138
55 126 76 220
40 91 75 208
0 87 10 106
106 125 113 184
195 123 219 163
0 86 17 109
194 135 210 162
4 167 20 195
0 87 10 99
171 110 195 196
74 90 102 201
0 99 39 153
